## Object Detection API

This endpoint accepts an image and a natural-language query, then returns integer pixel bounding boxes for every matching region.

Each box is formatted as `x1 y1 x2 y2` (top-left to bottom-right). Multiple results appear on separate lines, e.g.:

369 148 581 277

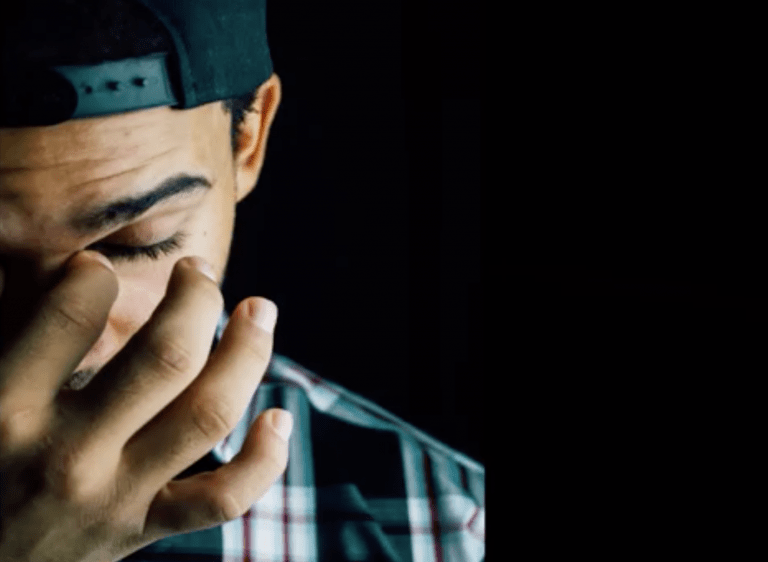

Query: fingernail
80 250 114 272
185 256 216 283
270 410 293 441
249 298 278 333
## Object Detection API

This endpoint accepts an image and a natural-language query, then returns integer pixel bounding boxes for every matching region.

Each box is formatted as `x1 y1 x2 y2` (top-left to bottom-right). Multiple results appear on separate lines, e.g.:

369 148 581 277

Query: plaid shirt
123 309 485 562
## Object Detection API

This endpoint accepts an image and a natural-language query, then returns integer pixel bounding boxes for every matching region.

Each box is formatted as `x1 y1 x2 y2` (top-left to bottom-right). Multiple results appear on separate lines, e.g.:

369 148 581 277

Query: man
0 1 485 560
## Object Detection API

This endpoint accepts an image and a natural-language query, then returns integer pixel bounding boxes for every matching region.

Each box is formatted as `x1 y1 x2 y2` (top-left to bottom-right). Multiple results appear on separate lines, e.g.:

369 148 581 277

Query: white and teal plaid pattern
123 309 485 562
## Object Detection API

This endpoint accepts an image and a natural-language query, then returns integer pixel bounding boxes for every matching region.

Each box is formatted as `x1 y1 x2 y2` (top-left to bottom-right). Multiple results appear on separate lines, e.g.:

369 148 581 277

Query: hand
0 251 289 562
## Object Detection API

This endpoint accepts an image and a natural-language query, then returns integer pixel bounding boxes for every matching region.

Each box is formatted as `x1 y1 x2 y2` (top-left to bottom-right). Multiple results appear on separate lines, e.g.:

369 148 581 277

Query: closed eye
88 230 189 263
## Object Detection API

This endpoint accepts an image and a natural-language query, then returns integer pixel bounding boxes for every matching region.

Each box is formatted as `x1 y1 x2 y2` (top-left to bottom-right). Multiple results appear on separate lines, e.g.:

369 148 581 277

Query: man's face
0 73 281 390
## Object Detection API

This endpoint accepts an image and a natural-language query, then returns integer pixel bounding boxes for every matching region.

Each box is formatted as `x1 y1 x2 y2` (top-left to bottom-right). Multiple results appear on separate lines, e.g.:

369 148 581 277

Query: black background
220 1 486 465
519 9 763 552
535 16 764 374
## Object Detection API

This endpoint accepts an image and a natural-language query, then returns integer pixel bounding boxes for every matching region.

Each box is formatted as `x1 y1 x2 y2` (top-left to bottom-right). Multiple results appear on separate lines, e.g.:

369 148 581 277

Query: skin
0 73 283 391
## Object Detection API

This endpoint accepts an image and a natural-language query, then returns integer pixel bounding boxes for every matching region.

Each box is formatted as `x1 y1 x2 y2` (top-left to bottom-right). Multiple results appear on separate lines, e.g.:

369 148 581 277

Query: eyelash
92 230 189 263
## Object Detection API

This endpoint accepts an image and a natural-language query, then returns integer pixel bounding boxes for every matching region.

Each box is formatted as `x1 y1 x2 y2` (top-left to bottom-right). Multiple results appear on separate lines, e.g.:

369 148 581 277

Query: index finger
0 251 118 411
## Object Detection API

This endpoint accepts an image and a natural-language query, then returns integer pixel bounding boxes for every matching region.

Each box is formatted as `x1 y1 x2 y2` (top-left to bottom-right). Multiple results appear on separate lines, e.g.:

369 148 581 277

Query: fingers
141 408 291 541
65 257 224 457
121 297 277 493
0 251 118 414
0 263 5 351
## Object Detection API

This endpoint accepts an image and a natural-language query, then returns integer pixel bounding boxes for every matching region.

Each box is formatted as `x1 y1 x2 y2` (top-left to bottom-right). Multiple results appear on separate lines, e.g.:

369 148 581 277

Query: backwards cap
0 0 273 127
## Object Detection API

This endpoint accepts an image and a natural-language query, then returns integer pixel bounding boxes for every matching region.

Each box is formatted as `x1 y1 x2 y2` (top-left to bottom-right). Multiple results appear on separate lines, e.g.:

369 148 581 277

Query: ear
233 73 283 203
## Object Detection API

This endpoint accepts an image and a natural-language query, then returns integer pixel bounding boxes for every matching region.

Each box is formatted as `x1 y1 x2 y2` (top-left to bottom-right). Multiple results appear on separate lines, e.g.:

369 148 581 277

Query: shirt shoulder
208 350 485 561
134 311 485 561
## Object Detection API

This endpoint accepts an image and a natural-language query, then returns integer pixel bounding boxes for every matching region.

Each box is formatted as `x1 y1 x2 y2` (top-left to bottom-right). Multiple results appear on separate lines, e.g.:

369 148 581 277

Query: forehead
0 102 228 248
0 102 226 171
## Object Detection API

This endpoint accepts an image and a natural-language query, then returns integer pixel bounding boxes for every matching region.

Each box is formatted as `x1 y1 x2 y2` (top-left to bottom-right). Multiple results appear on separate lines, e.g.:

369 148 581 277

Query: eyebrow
69 173 213 235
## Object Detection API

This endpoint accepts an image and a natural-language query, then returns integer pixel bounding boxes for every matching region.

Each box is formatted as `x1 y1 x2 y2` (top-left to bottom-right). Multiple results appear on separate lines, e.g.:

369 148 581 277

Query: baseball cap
0 0 273 127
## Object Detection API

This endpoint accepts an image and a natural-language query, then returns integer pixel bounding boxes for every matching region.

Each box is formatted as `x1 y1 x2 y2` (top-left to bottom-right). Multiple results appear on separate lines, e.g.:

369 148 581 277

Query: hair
1 0 261 157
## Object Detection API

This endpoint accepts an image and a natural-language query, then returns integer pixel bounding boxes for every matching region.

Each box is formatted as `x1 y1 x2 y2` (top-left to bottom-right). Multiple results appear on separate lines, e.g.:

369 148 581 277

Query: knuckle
45 293 103 334
209 489 248 522
145 333 193 376
47 445 95 500
189 393 237 440
0 406 41 449
46 444 121 508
